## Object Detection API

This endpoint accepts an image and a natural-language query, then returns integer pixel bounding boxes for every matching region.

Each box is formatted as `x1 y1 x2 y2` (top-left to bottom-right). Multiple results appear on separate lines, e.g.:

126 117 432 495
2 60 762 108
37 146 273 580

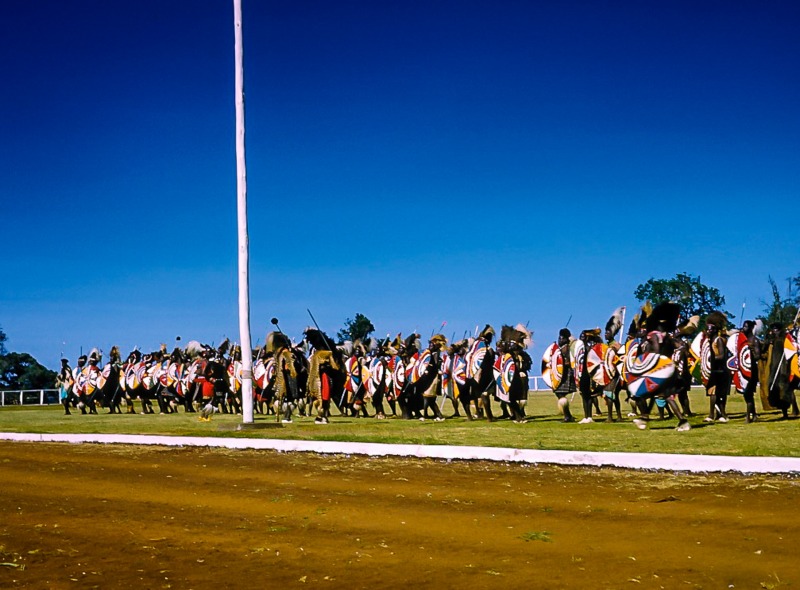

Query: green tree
337 313 376 343
761 274 799 327
634 272 732 328
0 352 57 390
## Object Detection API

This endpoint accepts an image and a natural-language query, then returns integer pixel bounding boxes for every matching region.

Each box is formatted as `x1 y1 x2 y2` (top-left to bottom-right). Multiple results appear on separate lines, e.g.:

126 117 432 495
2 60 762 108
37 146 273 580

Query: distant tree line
0 325 57 390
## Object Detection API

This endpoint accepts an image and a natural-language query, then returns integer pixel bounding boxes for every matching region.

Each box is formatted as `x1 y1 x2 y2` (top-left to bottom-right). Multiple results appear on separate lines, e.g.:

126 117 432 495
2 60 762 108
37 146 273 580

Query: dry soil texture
1 442 798 589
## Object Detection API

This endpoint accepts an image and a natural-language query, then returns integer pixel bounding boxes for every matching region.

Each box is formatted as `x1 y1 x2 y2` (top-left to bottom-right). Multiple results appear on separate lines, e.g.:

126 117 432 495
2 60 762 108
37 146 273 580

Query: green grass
2 388 799 457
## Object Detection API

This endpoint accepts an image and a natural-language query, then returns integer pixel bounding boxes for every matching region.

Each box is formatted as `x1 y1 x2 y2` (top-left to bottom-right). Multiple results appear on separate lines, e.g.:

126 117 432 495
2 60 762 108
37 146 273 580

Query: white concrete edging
2 432 799 474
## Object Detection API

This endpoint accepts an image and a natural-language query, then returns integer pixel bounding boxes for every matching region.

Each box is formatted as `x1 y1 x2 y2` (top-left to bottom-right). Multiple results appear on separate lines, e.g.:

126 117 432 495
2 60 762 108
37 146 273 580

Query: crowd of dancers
53 304 800 430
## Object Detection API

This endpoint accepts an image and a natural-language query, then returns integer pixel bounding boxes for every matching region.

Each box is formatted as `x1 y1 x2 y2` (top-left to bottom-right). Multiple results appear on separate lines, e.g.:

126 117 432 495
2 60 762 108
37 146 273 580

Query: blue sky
2 0 798 370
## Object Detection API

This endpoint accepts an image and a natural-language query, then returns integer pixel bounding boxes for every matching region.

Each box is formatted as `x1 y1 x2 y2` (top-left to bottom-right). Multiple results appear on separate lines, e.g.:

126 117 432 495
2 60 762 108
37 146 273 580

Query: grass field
2 388 799 457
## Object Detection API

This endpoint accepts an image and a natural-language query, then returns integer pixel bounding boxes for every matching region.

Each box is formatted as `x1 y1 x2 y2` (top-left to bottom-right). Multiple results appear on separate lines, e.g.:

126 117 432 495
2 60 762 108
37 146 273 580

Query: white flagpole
233 0 254 423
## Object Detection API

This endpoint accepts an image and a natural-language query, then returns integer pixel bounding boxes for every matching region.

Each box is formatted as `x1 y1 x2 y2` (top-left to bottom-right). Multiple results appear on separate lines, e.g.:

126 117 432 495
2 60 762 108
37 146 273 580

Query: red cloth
321 372 331 402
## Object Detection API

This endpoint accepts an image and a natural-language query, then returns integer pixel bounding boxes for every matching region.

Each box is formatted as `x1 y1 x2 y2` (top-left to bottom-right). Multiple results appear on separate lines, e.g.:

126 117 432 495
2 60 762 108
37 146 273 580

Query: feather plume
184 340 205 359
677 315 700 336
645 302 681 332
605 306 625 339
217 338 230 356
514 323 533 348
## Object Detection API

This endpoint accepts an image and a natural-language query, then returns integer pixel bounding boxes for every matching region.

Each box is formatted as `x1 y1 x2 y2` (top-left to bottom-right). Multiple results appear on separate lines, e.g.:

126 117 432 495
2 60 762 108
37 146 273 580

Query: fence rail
0 377 552 408
1 389 60 406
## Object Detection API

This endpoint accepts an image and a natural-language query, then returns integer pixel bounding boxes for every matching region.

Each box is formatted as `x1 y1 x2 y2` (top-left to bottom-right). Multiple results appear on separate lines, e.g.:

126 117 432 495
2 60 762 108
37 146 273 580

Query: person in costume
671 316 699 418
764 322 799 420
497 325 533 423
416 334 447 422
198 348 227 422
72 354 87 413
576 329 603 424
398 333 422 419
623 302 690 431
465 325 498 421
703 311 731 423
739 320 763 423
55 358 75 415
553 328 576 422
305 327 346 424
602 308 625 422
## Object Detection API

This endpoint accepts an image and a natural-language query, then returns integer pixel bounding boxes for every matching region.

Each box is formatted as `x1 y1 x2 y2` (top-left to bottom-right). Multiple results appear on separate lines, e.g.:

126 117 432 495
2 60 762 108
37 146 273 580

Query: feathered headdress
403 333 421 352
500 324 533 348
184 340 205 359
109 345 120 364
580 328 602 343
705 311 728 331
428 334 448 351
304 328 335 352
605 306 625 340
217 338 230 356
478 324 495 342
645 302 681 332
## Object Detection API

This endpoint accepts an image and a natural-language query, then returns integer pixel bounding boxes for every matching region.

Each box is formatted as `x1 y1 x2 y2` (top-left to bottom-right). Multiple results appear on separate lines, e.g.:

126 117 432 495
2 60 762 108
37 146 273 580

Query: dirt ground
1 442 798 589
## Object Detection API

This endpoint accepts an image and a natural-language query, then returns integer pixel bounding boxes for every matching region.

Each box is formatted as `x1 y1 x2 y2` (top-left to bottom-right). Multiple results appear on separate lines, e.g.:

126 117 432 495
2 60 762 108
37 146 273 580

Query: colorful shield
124 362 143 391
452 355 467 388
588 342 611 387
84 366 100 396
228 360 242 393
411 349 431 384
392 356 405 399
570 340 585 386
466 340 486 380
541 342 563 391
785 331 800 381
602 345 620 384
493 353 515 403
345 356 361 393
623 340 676 398
727 331 752 394
441 353 452 389
366 357 385 396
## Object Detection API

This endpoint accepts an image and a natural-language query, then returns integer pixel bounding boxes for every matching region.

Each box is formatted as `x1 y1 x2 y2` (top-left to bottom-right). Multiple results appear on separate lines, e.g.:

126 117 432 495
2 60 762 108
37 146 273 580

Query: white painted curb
2 432 798 474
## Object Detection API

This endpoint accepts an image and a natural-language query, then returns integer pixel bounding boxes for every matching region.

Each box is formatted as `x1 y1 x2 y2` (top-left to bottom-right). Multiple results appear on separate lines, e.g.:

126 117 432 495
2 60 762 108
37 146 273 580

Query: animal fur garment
705 311 728 330
677 315 700 336
266 331 291 354
307 350 335 400
273 348 296 401
428 334 448 351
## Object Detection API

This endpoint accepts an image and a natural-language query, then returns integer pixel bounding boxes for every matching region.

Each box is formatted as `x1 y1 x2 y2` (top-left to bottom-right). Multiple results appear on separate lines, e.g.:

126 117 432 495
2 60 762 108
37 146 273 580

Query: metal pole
234 0 254 423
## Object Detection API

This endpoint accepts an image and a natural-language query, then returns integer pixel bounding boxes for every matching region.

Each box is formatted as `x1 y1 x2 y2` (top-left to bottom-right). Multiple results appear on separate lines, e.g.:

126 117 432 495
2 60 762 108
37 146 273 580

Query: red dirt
1 441 798 589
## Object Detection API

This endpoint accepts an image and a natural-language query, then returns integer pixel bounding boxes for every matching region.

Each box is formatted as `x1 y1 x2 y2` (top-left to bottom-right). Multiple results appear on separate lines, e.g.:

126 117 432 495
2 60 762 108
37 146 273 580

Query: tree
337 313 376 343
0 352 57 390
634 272 732 328
0 325 7 355
761 274 799 327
